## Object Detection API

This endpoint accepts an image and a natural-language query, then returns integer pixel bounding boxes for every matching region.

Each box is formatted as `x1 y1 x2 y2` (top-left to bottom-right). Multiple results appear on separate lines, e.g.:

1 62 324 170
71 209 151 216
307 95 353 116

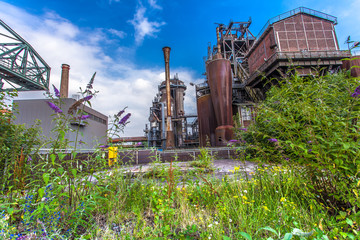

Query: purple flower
285 157 290 161
308 149 312 153
307 140 312 144
228 139 239 143
79 140 85 144
79 115 90 120
268 138 278 143
351 85 360 97
99 144 109 148
136 142 142 146
239 128 248 131
46 101 63 113
117 109 125 117
53 85 60 98
82 95 93 101
119 113 131 125
27 156 32 163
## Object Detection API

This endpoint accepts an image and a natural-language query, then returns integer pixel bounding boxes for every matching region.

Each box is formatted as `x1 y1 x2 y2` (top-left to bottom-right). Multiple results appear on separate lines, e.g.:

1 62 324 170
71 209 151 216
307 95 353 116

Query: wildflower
79 115 90 120
229 219 232 223
53 85 60 98
208 224 213 228
351 85 360 97
68 95 93 114
308 149 312 153
83 95 93 101
280 197 286 202
46 101 63 113
234 166 240 171
99 144 109 148
242 195 248 201
117 107 127 117
268 138 278 143
243 190 248 193
27 156 32 162
214 221 219 225
228 139 239 143
239 128 248 131
119 113 131 125
262 205 269 211
307 140 312 144
79 140 85 144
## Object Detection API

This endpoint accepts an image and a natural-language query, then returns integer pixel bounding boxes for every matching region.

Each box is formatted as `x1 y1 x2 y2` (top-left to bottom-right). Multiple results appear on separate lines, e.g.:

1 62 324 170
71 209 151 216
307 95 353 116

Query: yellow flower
280 197 286 202
234 167 240 171
262 206 269 211
242 195 248 200
233 196 238 198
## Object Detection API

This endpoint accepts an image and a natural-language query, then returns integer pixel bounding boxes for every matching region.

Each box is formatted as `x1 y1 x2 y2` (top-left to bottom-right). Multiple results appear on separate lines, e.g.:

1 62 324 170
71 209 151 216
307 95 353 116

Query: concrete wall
13 98 108 149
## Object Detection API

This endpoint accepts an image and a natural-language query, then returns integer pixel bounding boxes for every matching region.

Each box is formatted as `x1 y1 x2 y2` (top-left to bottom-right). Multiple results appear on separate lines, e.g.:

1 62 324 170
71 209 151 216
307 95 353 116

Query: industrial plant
1 7 359 150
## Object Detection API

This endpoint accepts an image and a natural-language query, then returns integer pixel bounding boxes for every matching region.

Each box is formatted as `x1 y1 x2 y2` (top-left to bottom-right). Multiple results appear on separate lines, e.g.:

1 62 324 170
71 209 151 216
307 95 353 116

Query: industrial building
0 18 108 150
13 64 108 149
144 47 198 149
195 7 351 147
14 97 108 149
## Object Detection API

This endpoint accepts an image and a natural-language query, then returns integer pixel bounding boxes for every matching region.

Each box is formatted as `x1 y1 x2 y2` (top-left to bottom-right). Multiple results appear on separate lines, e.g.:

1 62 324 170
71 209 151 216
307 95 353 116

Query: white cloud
128 6 166 44
0 2 197 137
107 28 126 39
148 0 162 10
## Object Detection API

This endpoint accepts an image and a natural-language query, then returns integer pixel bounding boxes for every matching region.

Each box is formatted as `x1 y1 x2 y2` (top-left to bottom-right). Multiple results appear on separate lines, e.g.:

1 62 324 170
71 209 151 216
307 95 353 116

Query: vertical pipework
163 47 171 117
162 46 175 148
60 64 70 98
216 27 221 54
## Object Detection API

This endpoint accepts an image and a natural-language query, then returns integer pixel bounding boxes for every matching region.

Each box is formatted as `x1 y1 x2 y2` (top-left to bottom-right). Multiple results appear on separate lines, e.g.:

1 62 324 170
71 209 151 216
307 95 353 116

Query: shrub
236 71 360 215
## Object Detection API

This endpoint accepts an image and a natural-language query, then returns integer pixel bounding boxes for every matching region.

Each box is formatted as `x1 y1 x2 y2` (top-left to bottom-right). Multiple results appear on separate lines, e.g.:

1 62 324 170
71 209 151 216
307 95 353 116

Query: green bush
236 71 360 217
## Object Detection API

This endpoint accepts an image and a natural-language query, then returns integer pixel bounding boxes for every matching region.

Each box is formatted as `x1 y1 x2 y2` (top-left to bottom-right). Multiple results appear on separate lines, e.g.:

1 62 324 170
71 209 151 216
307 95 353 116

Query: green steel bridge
0 19 50 91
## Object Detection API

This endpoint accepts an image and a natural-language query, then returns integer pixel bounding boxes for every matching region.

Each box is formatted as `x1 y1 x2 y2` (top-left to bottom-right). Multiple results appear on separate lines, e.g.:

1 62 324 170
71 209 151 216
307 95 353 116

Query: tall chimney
162 46 175 149
60 64 70 98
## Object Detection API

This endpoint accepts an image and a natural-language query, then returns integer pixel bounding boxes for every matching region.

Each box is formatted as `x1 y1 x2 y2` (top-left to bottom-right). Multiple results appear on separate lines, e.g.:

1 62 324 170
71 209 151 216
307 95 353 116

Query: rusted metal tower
0 19 50 91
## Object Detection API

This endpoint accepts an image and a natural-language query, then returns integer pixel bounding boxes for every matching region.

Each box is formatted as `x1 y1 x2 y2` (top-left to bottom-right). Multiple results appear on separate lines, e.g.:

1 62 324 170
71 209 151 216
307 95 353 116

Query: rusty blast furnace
196 7 351 147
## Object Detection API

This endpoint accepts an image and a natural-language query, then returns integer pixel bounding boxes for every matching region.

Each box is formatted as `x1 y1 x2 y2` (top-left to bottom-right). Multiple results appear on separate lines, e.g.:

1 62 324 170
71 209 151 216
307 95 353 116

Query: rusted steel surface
197 94 217 147
111 136 147 143
162 46 175 148
206 56 233 145
163 47 172 118
343 57 360 77
248 13 341 76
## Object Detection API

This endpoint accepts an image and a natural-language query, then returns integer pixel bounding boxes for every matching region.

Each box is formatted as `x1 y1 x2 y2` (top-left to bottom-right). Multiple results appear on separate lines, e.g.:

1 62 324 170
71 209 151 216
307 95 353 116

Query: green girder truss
0 19 50 91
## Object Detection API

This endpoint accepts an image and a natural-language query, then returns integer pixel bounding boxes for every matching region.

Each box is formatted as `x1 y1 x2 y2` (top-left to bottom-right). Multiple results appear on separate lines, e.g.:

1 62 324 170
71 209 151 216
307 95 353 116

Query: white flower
243 190 248 193
208 224 213 228
214 221 219 225
229 219 233 223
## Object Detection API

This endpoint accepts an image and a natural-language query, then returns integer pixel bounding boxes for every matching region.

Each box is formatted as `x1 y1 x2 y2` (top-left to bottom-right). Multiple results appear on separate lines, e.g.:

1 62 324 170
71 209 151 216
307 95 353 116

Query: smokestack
60 64 70 98
162 46 175 149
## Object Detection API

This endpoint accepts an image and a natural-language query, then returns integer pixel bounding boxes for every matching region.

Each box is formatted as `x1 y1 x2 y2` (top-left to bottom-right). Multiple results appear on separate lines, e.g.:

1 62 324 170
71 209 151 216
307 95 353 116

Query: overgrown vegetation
0 70 359 239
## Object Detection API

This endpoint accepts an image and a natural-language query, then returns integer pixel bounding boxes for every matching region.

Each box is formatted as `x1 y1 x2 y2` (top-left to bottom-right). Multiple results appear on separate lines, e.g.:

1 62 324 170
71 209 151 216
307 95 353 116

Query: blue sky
0 0 359 136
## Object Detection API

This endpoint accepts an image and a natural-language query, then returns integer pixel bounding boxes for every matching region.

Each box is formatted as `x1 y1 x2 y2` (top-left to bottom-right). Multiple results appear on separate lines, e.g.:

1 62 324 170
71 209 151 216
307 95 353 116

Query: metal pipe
159 102 166 149
163 47 171 117
216 27 221 54
162 46 175 148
